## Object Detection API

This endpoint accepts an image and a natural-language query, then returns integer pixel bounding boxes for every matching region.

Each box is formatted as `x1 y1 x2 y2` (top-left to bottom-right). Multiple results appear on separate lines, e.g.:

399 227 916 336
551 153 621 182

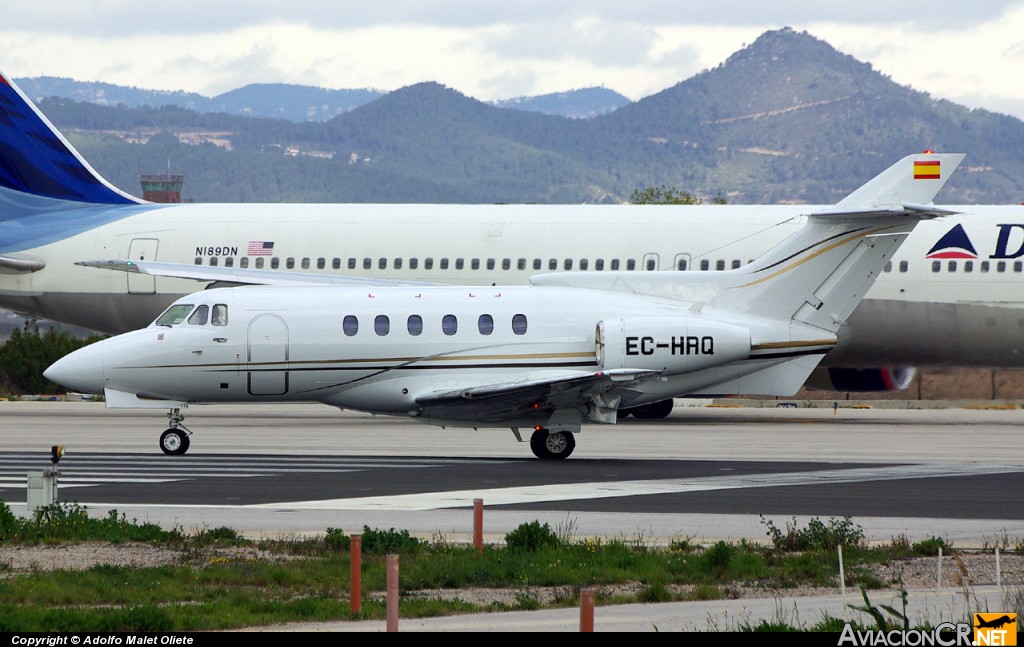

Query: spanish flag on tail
913 159 940 179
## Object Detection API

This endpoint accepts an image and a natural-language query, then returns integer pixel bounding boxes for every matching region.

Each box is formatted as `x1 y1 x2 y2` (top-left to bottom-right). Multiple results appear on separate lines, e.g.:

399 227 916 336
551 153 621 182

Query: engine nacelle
596 316 750 374
804 366 916 392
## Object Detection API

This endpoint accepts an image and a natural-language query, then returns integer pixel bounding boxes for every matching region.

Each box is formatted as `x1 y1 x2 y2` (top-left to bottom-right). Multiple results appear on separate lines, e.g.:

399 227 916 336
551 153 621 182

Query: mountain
15 77 625 121
29 28 1024 204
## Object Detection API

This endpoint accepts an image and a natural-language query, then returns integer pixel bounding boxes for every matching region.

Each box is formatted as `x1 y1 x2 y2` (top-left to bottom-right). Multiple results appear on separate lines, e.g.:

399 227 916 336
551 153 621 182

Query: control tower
140 173 184 203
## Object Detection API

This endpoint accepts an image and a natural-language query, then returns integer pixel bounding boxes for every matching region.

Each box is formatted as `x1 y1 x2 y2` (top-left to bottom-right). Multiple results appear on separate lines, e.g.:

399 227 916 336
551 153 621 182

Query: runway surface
2 401 1022 546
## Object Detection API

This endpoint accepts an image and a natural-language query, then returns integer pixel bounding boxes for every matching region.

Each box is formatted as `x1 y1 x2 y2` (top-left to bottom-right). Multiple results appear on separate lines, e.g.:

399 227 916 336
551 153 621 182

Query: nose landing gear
159 408 192 455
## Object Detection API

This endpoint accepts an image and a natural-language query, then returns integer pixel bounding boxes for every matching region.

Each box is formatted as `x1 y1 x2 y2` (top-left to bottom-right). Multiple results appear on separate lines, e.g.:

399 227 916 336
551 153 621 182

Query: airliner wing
415 368 659 423
76 259 441 287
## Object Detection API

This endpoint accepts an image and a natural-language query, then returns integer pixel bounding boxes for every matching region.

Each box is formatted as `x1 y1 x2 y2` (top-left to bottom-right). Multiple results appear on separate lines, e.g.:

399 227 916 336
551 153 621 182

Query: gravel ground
3 542 1023 607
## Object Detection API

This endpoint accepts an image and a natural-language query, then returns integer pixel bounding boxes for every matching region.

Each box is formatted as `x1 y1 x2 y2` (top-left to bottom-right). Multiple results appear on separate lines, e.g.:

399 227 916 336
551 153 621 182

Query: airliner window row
342 313 529 337
192 256 762 271
924 260 1023 273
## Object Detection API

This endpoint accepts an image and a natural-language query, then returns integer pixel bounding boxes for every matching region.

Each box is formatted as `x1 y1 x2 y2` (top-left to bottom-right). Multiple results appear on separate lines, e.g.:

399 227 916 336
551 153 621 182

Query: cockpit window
212 304 228 326
188 305 209 325
155 304 194 326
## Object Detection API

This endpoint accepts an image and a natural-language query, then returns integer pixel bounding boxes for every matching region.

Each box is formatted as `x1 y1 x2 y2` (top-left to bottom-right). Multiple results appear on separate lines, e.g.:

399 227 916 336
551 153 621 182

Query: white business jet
44 153 962 458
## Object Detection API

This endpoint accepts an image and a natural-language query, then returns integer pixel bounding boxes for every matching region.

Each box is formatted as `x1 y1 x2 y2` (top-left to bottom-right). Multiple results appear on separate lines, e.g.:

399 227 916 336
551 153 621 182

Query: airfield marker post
350 534 361 614
474 498 483 555
387 554 399 632
580 588 595 632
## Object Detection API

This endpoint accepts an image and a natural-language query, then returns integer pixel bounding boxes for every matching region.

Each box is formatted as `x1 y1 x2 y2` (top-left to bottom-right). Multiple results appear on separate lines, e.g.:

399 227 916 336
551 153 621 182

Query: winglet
0 69 141 204
836 152 965 208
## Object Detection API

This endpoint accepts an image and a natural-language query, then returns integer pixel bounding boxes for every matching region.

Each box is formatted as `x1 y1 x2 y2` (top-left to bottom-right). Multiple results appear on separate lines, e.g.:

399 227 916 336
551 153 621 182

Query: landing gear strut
529 428 576 460
159 408 192 456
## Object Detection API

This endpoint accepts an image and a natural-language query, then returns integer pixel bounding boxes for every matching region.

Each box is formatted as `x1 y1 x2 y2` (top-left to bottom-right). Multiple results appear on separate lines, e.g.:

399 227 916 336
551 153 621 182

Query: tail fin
0 70 140 206
710 152 964 330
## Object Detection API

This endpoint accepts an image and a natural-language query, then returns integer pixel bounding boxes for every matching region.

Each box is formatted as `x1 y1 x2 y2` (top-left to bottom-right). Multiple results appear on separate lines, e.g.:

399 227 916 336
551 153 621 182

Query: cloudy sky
2 2 1024 118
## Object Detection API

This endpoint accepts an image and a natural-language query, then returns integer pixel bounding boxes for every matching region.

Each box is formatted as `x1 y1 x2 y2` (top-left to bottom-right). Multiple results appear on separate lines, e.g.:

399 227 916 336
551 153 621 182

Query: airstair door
247 314 289 396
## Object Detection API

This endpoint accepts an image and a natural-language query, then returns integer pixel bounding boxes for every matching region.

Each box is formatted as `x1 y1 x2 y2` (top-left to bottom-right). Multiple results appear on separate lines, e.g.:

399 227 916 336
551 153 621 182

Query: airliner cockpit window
155 304 194 327
212 305 228 326
188 305 209 325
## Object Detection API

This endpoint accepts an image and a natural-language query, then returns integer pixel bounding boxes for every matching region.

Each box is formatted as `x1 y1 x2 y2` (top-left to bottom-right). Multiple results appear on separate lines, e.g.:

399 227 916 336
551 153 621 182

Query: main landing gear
159 408 192 456
529 428 576 460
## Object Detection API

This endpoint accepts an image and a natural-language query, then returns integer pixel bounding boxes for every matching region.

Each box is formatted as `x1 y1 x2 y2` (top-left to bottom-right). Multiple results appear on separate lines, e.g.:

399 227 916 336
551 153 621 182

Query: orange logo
975 613 1017 646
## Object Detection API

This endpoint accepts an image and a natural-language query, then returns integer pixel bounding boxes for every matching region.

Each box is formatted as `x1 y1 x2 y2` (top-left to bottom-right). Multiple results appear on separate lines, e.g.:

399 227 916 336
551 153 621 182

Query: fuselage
4 201 1024 367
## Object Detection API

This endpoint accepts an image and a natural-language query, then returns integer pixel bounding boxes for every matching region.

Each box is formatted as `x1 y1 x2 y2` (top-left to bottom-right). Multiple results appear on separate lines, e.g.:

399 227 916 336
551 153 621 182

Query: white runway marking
250 463 1024 511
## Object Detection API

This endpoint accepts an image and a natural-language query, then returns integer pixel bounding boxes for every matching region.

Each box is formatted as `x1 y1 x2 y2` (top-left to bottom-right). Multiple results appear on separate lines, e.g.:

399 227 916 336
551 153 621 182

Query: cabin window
932 260 941 273
425 258 434 270
286 257 295 269
224 257 234 267
394 258 403 270
343 315 358 336
580 259 589 270
374 315 390 336
240 257 249 268
501 258 510 271
409 258 418 270
998 261 1007 273
947 260 957 272
884 262 892 273
611 259 620 270
486 258 495 270
378 258 387 270
156 304 193 326
347 258 356 269
315 258 324 269
212 305 228 326
194 257 202 265
627 259 636 270
478 314 494 335
700 260 709 271
188 305 209 326
731 259 741 269
548 259 557 270
333 258 341 270
899 260 908 272
301 257 310 269
981 261 990 273
439 258 448 270
442 314 458 336
517 258 526 270
1016 261 1023 273
676 258 687 270
595 259 604 271
715 260 725 271
964 261 974 273
648 258 658 271
209 257 219 266
533 259 542 271
471 258 480 270
363 258 372 270
564 259 573 270
512 314 528 335
256 258 265 269
455 258 464 270
407 315 423 336
271 258 280 269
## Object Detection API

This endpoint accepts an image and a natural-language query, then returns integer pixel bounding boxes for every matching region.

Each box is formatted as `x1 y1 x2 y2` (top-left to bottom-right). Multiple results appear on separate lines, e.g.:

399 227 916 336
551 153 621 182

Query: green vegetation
0 323 105 395
0 502 972 632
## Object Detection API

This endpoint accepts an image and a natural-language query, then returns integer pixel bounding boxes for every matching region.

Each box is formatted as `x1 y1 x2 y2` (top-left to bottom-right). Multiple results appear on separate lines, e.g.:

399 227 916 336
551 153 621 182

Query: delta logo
927 224 978 259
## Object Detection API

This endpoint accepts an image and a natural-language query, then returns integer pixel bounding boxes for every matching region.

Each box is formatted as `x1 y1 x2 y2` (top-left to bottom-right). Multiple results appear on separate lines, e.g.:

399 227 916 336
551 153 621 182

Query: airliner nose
44 342 107 395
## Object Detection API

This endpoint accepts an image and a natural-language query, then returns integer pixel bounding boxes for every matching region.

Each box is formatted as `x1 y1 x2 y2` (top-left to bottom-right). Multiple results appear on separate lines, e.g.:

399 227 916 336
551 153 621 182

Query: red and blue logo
926 224 978 259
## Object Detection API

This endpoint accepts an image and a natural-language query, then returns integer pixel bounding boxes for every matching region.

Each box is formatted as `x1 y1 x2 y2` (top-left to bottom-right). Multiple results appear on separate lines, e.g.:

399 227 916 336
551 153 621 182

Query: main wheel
159 428 190 456
529 429 576 460
630 399 675 419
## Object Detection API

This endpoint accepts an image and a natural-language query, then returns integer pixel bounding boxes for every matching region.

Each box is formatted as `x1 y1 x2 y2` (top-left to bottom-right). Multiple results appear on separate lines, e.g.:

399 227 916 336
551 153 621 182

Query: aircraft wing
75 259 442 288
414 368 660 424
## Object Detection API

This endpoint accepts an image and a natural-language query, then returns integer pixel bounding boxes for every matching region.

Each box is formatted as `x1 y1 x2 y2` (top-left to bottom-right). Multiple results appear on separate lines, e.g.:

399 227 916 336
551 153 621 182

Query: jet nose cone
44 343 107 395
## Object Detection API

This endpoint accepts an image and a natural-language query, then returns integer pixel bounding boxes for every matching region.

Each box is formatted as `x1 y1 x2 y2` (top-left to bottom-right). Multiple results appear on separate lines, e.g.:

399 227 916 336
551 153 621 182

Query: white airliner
45 153 955 457
0 70 1017 406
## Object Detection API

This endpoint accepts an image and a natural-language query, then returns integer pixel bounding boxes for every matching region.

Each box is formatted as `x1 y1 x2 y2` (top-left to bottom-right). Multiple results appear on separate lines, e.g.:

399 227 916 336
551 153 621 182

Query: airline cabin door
247 314 290 396
127 238 159 294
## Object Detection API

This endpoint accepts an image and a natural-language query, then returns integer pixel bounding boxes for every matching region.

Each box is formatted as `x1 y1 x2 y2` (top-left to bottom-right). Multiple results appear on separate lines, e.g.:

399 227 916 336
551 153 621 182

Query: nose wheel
529 429 576 460
159 408 192 455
